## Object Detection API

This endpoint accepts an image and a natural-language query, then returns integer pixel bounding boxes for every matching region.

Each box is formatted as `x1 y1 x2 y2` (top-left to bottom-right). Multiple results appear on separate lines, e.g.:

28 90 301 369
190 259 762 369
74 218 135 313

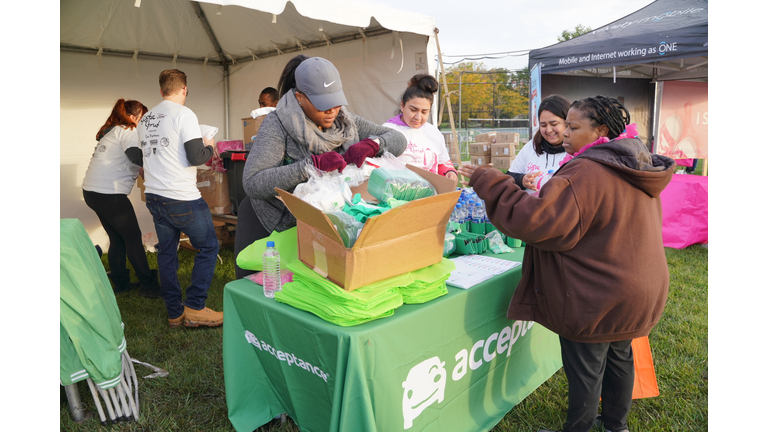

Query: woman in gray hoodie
233 55 407 278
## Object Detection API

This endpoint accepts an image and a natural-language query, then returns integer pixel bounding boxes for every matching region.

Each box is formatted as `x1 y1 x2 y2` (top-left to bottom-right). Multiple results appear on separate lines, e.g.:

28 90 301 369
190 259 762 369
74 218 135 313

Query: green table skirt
223 250 562 432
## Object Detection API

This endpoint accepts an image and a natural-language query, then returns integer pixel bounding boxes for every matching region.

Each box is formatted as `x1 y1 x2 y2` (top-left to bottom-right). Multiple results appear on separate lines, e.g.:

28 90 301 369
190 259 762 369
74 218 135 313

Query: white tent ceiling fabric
60 0 436 63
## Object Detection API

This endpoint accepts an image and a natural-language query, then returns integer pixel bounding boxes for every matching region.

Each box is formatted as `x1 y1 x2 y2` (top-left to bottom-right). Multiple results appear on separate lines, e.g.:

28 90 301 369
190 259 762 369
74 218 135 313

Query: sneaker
168 312 185 328
183 306 223 327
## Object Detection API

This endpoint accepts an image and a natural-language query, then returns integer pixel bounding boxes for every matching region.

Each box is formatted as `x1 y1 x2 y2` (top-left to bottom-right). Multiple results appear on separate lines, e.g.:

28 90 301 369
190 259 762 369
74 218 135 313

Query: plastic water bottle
472 202 484 223
459 204 469 224
451 204 463 224
262 241 282 298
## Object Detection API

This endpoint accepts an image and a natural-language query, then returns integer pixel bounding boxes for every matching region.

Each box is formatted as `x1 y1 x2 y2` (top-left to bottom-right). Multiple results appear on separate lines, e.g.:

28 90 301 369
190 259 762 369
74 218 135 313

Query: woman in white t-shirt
82 98 160 298
507 95 571 196
383 74 458 180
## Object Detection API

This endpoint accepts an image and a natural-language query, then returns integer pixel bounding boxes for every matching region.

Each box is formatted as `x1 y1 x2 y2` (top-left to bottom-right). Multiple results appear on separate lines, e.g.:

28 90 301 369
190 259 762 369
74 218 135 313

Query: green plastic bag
367 167 436 202
236 227 299 271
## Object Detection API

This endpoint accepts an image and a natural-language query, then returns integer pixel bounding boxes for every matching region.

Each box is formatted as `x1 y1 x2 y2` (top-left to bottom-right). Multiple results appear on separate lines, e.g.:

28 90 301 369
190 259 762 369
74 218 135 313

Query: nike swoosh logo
324 81 336 88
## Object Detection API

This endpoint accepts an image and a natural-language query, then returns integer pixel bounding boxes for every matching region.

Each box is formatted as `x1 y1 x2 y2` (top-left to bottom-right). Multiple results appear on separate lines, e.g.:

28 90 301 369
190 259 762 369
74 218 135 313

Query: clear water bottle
262 241 282 298
451 204 463 224
459 204 468 224
472 202 484 223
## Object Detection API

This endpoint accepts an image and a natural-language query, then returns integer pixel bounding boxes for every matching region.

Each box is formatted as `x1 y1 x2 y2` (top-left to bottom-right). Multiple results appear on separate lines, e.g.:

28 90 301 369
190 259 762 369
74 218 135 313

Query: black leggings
233 196 272 279
83 189 153 284
559 336 634 432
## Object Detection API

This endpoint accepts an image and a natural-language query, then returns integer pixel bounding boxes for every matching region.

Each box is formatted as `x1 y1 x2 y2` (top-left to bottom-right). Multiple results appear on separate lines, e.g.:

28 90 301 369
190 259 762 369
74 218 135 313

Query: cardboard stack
137 169 231 215
490 132 520 173
277 165 460 291
197 169 230 215
242 116 266 151
468 134 493 165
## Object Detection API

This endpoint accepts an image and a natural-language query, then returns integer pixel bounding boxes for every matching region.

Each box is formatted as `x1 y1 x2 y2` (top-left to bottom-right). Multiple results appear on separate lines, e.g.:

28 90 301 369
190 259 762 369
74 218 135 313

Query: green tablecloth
223 251 562 432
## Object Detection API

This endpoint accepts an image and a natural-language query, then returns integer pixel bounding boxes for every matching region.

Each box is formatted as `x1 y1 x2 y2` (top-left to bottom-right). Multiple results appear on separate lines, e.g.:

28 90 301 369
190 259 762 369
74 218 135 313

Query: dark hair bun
408 74 438 94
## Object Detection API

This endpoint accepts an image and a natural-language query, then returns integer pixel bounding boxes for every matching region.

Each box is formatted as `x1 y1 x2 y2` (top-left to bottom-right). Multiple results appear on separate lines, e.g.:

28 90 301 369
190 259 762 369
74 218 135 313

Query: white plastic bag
293 165 354 212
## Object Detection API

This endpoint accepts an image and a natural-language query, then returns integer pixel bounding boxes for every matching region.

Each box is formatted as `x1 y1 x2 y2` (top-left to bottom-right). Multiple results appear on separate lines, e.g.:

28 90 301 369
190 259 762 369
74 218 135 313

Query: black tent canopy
528 0 708 81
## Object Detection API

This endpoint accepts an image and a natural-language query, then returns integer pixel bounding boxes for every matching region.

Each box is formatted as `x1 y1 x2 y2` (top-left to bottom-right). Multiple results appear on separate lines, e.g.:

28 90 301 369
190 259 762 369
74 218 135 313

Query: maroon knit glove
311 152 347 173
343 138 380 167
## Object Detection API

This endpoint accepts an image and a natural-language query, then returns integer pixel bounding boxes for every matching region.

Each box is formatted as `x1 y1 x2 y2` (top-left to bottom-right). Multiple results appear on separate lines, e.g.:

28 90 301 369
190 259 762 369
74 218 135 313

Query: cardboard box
197 169 231 215
468 143 492 155
277 165 460 291
491 142 517 157
474 132 497 143
242 116 266 151
136 176 146 202
470 155 492 165
494 132 520 144
492 156 514 172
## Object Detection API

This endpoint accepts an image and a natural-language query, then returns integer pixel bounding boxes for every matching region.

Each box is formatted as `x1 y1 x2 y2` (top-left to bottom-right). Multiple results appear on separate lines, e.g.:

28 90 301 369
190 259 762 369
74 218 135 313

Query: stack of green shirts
399 258 455 304
367 168 436 202
275 258 457 325
275 262 412 326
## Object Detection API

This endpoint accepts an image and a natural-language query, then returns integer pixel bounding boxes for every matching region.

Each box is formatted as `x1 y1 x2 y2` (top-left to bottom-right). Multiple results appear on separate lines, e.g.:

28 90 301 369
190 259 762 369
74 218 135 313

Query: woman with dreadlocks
457 96 676 432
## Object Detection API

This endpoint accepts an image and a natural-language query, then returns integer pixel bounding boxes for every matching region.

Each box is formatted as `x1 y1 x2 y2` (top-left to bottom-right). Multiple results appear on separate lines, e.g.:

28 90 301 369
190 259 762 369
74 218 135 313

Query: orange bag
631 336 660 399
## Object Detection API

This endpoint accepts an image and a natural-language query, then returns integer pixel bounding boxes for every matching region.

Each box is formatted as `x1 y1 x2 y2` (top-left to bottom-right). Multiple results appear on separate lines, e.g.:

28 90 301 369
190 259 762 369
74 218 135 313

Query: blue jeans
145 193 219 319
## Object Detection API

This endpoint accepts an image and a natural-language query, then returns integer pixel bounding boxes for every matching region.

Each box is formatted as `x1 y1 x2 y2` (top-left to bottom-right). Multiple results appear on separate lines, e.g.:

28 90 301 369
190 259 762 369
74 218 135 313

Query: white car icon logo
402 357 447 429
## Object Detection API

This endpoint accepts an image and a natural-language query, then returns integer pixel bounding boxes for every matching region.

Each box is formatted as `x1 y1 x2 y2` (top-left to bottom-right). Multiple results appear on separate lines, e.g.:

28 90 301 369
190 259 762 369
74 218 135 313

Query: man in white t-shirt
139 69 222 328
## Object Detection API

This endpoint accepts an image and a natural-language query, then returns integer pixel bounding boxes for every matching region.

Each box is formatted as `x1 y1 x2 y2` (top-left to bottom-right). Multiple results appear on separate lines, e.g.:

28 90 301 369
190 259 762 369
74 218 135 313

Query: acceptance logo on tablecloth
401 320 536 429
245 330 330 382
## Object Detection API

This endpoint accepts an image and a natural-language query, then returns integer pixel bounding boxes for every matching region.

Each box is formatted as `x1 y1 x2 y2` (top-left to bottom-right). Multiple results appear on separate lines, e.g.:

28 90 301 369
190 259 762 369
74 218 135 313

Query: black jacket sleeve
184 138 214 166
508 171 526 189
125 147 143 167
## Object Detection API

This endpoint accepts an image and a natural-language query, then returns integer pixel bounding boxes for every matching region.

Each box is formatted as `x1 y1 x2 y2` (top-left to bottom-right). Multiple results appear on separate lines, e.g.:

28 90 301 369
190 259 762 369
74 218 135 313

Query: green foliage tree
557 24 592 42
438 62 528 129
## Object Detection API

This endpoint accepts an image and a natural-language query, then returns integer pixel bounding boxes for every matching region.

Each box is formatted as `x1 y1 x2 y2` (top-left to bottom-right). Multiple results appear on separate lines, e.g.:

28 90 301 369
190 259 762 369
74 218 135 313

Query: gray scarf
275 89 358 154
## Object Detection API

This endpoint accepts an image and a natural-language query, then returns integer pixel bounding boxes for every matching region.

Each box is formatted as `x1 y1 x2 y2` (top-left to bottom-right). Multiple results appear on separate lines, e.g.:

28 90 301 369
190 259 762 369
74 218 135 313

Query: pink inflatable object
660 174 708 249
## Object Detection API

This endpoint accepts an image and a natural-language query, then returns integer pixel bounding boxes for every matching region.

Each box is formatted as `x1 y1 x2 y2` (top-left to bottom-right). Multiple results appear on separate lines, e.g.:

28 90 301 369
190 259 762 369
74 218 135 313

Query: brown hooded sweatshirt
469 137 676 343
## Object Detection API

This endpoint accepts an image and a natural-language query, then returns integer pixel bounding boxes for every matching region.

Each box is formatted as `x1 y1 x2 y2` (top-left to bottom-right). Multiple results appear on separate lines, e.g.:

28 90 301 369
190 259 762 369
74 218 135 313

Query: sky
381 0 657 70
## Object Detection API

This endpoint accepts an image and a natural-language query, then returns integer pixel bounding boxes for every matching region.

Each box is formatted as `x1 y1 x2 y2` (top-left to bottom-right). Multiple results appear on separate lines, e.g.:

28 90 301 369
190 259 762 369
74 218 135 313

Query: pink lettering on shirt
526 162 541 173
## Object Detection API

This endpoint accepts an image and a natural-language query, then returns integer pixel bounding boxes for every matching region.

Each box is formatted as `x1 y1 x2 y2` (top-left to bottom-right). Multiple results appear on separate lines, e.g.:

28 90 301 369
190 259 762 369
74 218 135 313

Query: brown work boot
168 311 185 328
183 306 223 327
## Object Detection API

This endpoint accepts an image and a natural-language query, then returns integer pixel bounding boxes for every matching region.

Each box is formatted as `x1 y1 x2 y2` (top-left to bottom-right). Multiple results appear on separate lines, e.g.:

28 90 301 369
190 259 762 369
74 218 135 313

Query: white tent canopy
61 0 439 247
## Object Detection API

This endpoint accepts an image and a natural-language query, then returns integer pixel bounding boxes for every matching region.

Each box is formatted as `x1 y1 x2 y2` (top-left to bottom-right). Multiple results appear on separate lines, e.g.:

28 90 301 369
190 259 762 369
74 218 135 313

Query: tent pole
191 1 230 139
64 384 87 422
434 29 462 170
224 64 230 139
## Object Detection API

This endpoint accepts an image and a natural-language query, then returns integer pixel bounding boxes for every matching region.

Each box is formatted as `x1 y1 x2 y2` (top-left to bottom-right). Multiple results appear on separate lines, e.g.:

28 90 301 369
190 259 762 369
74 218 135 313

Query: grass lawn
60 244 707 431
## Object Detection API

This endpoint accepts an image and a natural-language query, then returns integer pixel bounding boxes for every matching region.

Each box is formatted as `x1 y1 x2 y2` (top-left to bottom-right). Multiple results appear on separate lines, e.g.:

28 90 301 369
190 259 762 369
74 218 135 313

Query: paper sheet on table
446 260 495 289
446 255 521 289
451 255 521 275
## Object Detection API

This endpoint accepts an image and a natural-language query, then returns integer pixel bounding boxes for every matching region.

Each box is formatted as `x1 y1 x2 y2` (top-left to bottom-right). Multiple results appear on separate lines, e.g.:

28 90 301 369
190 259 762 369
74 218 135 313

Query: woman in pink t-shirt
383 74 458 180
